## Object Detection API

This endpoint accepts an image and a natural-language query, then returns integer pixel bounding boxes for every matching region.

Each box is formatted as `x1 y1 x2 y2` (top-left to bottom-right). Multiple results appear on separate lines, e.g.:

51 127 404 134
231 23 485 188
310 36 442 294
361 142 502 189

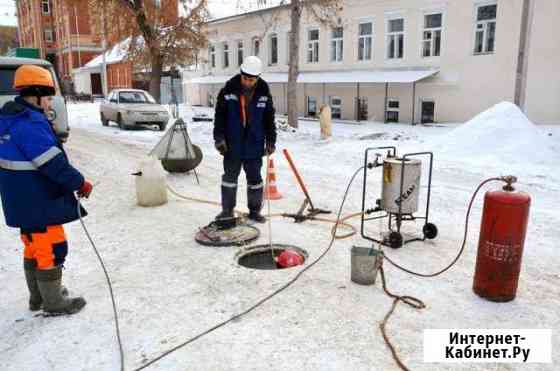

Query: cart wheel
388 231 403 249
423 223 438 239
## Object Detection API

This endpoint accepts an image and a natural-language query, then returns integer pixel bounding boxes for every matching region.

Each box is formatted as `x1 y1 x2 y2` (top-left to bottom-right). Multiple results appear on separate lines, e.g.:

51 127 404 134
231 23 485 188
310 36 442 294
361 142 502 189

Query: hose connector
500 175 517 192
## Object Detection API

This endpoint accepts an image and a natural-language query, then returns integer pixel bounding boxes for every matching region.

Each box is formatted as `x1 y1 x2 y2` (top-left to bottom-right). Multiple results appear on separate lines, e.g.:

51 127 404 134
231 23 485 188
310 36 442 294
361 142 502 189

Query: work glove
77 180 93 199
215 140 227 156
264 144 276 156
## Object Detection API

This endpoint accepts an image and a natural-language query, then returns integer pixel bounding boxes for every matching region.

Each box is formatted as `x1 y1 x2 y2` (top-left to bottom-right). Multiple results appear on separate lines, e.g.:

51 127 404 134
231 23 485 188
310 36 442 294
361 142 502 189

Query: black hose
382 177 503 277
133 166 365 370
77 201 125 371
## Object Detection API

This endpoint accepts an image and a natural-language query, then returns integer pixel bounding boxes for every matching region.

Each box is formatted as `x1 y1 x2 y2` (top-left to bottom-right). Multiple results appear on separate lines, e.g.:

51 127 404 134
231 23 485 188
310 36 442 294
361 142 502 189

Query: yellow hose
166 184 362 240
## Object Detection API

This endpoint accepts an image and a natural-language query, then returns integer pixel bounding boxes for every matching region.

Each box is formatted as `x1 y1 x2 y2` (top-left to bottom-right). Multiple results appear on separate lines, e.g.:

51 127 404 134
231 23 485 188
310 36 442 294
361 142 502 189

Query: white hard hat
240 56 263 77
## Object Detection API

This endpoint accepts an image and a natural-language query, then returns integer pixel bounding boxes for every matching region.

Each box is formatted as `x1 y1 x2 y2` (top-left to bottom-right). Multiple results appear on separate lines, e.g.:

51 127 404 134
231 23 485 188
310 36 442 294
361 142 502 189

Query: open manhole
237 244 308 270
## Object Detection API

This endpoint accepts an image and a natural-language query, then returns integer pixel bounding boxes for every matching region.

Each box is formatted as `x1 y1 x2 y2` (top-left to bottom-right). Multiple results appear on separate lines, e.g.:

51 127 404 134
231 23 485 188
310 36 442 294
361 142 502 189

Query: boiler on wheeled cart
361 146 438 249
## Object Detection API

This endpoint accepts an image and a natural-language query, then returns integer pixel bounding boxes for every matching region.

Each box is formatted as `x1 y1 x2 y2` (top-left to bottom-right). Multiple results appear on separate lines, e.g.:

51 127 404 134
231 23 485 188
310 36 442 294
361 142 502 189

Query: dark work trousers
221 156 264 213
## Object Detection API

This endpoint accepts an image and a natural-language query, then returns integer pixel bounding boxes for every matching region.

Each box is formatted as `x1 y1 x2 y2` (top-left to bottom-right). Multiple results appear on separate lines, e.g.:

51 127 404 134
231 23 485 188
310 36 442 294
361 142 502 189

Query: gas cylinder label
483 241 521 263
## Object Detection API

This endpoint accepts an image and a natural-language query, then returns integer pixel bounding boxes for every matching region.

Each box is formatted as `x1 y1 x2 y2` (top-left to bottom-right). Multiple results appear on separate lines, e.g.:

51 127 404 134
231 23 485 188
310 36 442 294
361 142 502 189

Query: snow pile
431 102 560 169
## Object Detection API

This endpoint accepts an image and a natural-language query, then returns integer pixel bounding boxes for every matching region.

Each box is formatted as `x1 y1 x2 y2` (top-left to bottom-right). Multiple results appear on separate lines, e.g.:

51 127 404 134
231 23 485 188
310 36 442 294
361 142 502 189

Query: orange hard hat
13 65 55 94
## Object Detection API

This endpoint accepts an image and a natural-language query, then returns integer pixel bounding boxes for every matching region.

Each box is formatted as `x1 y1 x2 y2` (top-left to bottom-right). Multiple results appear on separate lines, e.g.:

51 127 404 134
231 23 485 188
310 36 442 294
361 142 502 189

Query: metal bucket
351 246 381 285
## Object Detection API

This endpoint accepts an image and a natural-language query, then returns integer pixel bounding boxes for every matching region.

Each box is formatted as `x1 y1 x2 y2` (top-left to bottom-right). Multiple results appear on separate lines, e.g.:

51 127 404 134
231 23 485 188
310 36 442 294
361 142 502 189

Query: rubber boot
36 266 86 315
217 183 237 220
24 259 42 311
247 186 265 223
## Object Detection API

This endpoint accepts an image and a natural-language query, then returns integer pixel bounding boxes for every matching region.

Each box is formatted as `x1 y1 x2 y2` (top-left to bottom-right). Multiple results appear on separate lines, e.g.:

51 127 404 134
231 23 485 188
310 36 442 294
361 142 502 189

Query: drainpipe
514 0 533 111
384 83 388 123
411 81 416 125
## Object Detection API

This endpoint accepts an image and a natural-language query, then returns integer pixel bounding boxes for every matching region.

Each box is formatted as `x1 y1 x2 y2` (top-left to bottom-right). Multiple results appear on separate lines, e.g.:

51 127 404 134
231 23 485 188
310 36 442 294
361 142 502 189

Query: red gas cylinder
277 250 304 268
473 187 531 302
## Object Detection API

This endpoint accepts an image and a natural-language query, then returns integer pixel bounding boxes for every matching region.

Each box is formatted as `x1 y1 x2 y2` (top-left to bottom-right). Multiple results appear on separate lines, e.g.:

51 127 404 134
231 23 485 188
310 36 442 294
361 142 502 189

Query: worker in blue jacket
213 56 277 223
0 65 93 315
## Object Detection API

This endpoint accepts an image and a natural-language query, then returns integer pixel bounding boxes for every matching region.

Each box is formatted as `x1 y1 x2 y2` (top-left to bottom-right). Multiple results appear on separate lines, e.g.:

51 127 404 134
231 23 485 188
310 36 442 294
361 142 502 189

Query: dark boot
24 259 42 311
220 182 237 218
247 185 265 223
215 209 234 220
36 267 86 315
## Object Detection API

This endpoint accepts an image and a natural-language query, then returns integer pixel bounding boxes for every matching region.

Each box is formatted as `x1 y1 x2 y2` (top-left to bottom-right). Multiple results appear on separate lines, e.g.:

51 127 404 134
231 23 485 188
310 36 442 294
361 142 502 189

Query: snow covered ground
1 101 559 371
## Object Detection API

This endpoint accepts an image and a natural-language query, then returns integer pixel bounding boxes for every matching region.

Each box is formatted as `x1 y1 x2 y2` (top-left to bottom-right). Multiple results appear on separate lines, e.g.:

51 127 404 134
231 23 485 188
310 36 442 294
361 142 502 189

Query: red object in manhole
277 250 304 268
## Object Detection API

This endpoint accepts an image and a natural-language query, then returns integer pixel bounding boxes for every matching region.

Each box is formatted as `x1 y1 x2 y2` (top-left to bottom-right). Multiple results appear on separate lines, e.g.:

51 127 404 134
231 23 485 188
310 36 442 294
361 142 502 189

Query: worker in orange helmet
0 65 93 315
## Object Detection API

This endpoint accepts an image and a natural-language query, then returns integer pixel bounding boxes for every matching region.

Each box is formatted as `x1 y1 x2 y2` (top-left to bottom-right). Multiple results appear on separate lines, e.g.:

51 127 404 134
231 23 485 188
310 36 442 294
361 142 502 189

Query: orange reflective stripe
240 95 247 127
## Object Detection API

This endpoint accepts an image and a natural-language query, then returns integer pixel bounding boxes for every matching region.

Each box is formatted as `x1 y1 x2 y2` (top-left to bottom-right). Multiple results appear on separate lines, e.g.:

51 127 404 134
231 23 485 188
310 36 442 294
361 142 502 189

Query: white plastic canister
381 157 421 214
135 156 168 207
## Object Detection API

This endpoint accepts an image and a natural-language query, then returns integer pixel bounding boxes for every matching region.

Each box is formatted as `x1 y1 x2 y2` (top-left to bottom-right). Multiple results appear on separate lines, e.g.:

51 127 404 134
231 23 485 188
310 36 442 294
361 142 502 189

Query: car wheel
117 114 127 130
387 231 403 249
100 113 108 126
158 122 167 131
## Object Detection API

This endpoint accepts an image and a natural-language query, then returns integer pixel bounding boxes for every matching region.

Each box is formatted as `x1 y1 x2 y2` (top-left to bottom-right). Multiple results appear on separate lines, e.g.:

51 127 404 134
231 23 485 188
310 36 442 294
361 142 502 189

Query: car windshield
119 91 154 104
0 67 18 95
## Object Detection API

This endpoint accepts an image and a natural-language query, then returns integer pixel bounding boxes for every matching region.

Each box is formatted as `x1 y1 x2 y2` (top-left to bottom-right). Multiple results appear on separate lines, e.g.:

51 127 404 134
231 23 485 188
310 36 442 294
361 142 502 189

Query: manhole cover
237 244 308 270
195 222 260 247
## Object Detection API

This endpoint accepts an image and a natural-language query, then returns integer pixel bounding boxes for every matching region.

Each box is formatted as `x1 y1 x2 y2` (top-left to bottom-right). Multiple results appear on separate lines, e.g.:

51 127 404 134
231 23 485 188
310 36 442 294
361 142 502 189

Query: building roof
0 56 51 66
187 69 440 84
208 2 288 25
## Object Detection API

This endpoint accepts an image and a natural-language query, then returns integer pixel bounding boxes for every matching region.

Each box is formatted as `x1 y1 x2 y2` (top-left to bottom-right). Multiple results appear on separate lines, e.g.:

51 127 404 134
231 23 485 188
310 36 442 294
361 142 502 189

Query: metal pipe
411 81 416 125
282 149 315 210
384 83 388 123
356 82 360 121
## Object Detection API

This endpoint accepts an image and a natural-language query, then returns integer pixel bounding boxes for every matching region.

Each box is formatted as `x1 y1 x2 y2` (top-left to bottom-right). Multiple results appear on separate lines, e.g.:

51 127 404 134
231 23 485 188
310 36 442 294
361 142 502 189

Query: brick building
16 0 178 94
16 0 102 78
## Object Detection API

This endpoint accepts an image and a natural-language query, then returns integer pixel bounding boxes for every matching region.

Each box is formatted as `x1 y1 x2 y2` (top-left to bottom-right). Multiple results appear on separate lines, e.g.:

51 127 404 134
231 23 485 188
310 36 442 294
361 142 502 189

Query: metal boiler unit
360 146 438 248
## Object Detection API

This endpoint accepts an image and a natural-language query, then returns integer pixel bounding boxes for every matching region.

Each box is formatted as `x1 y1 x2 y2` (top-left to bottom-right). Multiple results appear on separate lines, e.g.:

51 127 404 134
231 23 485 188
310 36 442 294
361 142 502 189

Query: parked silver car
100 89 170 131
0 57 69 141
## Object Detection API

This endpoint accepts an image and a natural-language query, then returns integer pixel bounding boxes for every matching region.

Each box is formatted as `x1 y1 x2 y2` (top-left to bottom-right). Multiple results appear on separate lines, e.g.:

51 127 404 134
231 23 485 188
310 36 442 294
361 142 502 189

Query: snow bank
431 102 560 170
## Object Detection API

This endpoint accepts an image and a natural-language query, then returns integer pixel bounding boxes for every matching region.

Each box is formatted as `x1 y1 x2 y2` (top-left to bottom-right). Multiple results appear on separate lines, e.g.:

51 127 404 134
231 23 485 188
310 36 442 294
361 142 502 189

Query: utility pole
101 0 108 96
74 5 81 66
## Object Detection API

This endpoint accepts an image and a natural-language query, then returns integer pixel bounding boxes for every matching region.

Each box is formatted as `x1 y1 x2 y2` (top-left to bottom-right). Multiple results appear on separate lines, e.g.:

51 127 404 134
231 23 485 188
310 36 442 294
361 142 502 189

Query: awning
188 72 288 84
187 68 439 85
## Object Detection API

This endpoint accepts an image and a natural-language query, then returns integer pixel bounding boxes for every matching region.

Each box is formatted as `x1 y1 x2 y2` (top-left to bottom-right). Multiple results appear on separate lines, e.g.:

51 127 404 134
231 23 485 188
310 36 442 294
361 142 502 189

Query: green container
6 48 40 59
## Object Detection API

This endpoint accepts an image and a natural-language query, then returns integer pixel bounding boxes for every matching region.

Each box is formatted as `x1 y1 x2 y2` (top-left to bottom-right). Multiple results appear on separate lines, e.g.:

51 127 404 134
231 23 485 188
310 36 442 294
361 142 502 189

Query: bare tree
83 0 209 102
256 0 342 128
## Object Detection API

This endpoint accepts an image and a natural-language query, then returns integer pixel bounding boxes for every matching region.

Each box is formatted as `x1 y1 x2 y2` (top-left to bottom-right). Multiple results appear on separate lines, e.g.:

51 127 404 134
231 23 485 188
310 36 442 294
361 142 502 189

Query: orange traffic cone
264 158 283 200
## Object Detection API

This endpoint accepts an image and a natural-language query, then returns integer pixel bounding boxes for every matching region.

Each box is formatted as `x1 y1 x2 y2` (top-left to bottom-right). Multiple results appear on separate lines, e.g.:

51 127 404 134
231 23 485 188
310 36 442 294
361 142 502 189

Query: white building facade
184 0 560 124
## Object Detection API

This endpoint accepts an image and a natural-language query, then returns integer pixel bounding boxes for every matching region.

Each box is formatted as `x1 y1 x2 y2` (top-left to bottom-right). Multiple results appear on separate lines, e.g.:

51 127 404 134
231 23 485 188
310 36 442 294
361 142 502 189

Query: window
42 0 50 14
387 18 405 59
209 45 216 68
358 22 373 61
252 38 260 56
330 27 343 62
44 29 53 43
474 3 497 54
269 33 278 65
330 97 342 119
386 99 399 122
307 29 319 63
422 13 442 57
357 97 368 121
223 42 229 68
307 96 317 117
237 41 244 67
